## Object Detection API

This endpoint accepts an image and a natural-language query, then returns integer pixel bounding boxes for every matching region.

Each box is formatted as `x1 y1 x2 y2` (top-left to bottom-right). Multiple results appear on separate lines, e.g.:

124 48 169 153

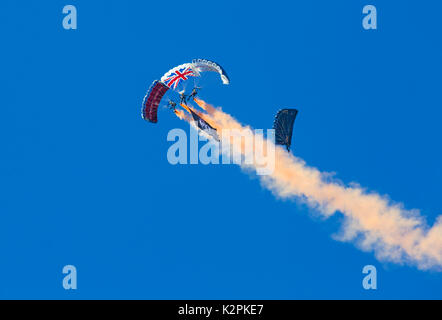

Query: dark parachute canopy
273 109 298 152
141 80 170 123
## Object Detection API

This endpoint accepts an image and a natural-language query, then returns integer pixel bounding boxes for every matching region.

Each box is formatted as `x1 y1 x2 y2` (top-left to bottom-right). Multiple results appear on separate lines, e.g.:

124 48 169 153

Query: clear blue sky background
1 0 441 299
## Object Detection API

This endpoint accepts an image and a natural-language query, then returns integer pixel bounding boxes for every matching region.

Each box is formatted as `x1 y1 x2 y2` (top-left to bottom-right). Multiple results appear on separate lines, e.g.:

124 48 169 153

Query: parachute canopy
141 80 169 123
273 109 298 152
160 63 198 90
192 59 230 85
142 60 230 123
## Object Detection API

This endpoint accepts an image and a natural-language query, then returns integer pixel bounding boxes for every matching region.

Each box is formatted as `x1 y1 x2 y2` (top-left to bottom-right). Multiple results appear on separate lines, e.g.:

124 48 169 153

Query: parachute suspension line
177 80 186 94
193 75 202 91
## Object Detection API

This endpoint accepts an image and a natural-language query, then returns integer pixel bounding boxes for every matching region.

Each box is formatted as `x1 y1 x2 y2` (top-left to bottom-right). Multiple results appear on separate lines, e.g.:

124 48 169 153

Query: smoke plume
175 98 442 271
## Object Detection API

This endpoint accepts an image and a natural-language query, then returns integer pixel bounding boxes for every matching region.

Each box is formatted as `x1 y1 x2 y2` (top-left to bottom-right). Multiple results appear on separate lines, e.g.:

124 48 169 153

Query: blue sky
1 0 441 299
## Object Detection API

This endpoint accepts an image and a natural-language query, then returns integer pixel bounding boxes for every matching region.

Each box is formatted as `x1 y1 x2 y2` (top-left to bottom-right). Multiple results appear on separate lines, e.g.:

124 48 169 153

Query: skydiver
168 100 177 110
188 87 201 101
179 91 188 105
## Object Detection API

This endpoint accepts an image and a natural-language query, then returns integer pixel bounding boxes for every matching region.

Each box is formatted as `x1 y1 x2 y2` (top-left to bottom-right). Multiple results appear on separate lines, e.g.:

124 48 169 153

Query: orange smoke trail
180 103 192 114
180 103 206 119
194 97 216 114
173 108 191 122
175 98 442 271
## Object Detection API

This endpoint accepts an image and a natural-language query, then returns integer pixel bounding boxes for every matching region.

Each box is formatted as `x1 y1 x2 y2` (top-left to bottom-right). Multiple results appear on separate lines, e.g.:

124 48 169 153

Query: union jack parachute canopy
160 63 199 90
142 60 230 123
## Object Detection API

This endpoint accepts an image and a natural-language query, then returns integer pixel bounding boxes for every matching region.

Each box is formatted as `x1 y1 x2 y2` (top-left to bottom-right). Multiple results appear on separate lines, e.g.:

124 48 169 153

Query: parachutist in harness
179 92 188 105
167 100 177 110
188 87 201 101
